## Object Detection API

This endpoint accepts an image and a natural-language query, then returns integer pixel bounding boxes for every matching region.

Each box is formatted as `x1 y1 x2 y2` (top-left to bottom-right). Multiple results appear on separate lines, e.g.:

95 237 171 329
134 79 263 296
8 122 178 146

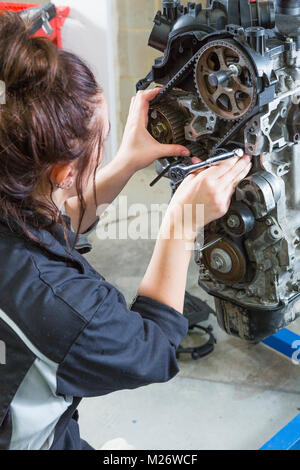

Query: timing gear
194 39 257 121
148 104 186 145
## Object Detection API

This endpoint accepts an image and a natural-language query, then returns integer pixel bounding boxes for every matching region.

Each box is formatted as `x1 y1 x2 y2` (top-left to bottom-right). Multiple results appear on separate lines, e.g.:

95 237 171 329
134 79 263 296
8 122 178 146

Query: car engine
137 0 300 342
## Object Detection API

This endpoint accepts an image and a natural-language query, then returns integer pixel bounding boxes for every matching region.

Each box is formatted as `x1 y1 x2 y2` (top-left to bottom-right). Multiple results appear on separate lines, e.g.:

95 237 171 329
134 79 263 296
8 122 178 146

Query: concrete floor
78 166 300 450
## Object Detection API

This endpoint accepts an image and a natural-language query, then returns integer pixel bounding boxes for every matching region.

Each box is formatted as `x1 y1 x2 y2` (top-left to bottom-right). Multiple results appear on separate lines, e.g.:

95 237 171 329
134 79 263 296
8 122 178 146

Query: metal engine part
148 103 185 145
137 0 300 342
195 39 257 120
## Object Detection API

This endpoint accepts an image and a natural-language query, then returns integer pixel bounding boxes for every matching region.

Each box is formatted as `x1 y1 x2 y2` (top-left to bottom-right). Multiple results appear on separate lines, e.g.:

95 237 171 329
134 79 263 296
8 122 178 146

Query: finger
191 157 202 164
219 155 252 187
202 155 240 179
132 92 142 115
222 164 252 199
135 88 162 109
134 89 162 125
188 167 210 182
227 162 252 191
125 98 136 127
140 87 163 102
190 155 249 185
129 96 135 114
156 143 191 158
175 172 197 190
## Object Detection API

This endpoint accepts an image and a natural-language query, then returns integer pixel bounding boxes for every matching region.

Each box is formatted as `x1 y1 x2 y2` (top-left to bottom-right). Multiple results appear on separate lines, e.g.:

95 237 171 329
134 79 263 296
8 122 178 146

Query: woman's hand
161 153 252 243
139 153 252 313
116 88 191 174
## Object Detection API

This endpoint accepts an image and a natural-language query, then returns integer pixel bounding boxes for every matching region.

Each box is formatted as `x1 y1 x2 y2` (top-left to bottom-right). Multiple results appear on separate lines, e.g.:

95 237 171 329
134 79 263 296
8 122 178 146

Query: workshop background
8 0 300 450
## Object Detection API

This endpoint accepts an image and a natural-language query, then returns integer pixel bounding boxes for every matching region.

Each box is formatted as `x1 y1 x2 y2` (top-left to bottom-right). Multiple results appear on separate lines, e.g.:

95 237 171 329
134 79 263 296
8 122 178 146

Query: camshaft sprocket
194 39 257 121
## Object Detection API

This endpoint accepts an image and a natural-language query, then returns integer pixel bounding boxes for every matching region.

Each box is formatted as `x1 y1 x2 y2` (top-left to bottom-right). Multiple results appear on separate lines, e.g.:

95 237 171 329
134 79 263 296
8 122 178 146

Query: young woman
0 12 252 450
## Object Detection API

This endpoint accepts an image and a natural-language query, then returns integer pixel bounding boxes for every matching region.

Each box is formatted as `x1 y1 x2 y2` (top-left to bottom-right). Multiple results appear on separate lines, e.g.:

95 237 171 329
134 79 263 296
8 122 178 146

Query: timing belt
150 51 200 106
150 45 258 157
208 107 258 156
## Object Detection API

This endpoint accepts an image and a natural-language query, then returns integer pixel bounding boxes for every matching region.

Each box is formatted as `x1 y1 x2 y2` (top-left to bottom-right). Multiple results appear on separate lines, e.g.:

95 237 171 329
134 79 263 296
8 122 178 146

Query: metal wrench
169 148 244 184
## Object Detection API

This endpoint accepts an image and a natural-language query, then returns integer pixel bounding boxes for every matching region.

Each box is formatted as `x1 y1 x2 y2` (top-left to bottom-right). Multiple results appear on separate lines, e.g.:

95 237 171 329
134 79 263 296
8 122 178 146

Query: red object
0 2 70 49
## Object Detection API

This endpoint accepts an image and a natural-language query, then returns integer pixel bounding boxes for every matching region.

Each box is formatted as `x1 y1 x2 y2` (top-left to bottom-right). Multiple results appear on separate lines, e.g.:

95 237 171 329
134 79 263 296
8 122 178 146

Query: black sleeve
56 282 189 398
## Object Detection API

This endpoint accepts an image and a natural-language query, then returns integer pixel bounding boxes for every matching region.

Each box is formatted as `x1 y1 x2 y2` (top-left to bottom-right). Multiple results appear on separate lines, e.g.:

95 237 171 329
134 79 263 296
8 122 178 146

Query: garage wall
115 0 161 141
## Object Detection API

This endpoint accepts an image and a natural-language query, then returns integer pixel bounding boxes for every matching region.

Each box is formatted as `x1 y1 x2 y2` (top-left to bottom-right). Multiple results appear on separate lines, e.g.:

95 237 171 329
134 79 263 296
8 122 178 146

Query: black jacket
0 215 188 450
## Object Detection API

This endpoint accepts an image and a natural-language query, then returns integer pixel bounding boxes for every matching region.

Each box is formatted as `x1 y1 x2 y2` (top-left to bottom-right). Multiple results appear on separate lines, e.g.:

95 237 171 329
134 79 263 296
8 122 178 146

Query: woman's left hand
116 88 191 174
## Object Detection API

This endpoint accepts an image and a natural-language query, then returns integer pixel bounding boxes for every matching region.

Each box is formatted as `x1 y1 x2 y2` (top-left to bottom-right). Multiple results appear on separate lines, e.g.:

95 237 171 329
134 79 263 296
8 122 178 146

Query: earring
56 178 74 190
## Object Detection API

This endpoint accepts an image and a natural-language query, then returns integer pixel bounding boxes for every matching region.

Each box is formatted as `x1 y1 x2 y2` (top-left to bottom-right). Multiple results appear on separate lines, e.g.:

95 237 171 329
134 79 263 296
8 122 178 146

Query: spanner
169 148 244 184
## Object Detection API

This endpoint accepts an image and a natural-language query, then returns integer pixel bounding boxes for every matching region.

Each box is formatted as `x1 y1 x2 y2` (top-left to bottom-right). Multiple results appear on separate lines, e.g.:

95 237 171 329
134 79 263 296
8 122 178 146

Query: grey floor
78 166 300 450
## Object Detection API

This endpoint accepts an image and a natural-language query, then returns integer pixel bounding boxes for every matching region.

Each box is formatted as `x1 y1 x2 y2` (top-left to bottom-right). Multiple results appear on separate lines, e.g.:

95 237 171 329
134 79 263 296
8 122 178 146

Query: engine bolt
227 214 241 229
269 226 282 240
210 248 232 273
152 122 168 140
211 257 223 270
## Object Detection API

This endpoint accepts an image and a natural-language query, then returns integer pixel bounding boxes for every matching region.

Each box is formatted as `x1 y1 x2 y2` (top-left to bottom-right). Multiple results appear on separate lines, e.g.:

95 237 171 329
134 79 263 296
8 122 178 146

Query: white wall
54 0 118 160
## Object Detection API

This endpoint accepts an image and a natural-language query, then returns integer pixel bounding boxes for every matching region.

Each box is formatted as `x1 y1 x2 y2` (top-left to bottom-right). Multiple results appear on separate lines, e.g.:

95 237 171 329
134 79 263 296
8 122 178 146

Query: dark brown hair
0 11 104 248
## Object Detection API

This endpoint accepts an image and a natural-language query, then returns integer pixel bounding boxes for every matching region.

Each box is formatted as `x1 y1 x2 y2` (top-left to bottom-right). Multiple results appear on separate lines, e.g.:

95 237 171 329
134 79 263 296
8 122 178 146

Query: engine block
137 0 300 342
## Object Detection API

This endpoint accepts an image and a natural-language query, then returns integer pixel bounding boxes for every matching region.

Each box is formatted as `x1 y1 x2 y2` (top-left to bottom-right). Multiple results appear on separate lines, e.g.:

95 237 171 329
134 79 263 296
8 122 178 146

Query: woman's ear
50 163 74 188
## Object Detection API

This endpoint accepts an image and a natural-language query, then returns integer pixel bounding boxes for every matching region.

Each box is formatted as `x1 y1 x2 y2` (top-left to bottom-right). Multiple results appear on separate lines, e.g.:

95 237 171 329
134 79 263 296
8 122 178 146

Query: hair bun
0 10 59 92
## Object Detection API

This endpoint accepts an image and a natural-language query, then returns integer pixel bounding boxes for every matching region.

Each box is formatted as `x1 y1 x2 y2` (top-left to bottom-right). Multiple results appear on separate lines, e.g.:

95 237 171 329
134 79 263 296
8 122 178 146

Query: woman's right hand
161 153 252 242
